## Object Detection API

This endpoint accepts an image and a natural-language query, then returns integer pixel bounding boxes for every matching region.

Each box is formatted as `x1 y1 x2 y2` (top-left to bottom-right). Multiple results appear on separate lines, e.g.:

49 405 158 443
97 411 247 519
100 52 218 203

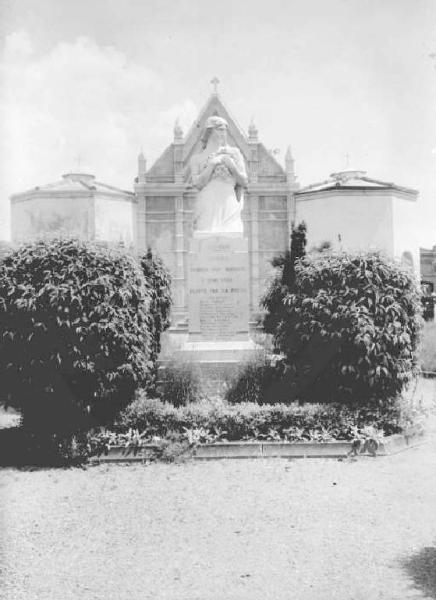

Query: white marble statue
190 116 247 233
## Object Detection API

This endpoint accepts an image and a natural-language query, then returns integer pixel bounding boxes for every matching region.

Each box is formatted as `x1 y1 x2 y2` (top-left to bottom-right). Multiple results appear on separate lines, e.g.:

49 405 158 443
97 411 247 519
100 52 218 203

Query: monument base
165 339 262 397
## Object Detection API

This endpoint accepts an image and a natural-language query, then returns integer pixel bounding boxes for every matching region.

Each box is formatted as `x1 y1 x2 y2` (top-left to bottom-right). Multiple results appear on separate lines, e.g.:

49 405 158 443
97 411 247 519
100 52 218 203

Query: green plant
158 359 202 406
262 221 307 339
225 351 289 405
262 251 423 406
0 238 153 440
115 393 407 443
139 248 172 390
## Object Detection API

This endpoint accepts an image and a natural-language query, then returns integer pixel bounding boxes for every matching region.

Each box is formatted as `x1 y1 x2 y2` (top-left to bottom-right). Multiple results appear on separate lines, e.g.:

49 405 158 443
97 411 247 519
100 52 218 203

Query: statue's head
201 116 228 149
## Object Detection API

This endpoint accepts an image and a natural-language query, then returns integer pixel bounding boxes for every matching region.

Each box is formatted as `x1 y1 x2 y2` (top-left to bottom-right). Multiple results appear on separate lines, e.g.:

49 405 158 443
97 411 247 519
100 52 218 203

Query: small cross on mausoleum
211 76 220 95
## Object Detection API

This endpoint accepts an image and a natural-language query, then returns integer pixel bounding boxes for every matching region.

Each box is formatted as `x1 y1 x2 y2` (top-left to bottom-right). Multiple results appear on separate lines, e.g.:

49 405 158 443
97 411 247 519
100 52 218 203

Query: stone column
249 194 260 316
137 194 146 252
174 195 185 317
247 121 260 319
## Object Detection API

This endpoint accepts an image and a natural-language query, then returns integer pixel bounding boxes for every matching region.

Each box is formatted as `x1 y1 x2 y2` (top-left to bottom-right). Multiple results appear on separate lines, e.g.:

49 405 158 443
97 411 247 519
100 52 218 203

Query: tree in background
140 248 172 363
139 248 172 391
262 221 307 339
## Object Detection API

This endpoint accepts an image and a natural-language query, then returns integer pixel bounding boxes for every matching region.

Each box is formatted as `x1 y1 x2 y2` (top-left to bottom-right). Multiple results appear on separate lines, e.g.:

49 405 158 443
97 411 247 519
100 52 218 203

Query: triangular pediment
146 92 287 184
183 94 250 163
257 144 287 181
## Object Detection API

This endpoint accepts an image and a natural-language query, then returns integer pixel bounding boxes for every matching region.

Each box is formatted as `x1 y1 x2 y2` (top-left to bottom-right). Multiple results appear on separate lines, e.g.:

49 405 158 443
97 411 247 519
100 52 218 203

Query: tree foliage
0 238 155 432
140 248 172 367
262 251 423 405
262 221 307 337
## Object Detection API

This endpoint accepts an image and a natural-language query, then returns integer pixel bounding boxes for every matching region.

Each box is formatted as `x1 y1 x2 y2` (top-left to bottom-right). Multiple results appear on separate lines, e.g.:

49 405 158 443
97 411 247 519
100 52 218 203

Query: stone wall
11 194 93 242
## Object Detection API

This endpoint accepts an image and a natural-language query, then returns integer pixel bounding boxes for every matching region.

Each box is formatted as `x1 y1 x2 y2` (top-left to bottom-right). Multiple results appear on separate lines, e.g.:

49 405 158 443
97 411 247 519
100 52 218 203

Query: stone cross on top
211 76 220 95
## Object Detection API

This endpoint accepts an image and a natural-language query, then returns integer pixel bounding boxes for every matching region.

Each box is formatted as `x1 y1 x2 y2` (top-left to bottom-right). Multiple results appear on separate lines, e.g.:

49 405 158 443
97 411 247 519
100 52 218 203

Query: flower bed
86 393 423 460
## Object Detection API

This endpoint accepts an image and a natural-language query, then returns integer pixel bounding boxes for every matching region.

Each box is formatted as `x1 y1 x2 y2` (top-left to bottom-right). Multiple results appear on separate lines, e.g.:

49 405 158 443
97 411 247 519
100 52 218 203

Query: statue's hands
209 155 223 167
220 155 236 170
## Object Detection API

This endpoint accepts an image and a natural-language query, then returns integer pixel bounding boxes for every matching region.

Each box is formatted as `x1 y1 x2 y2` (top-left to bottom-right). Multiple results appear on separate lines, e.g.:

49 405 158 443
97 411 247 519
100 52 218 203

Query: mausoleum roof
146 146 175 182
11 173 134 200
296 169 418 196
145 91 286 184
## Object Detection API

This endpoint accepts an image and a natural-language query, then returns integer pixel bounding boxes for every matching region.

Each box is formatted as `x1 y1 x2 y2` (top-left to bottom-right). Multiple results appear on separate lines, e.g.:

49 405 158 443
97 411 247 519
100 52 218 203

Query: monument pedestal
172 232 260 395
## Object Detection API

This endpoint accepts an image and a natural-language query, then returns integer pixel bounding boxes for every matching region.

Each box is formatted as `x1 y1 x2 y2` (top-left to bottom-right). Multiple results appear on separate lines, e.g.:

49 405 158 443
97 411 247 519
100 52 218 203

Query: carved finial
285 146 296 185
138 150 147 183
248 117 258 141
74 154 82 171
174 118 183 141
211 76 220 95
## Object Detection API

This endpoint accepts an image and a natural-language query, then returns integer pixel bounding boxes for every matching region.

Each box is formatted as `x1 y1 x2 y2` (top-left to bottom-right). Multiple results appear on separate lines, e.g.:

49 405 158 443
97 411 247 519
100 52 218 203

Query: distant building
295 169 420 275
0 240 12 260
10 173 136 246
421 245 436 290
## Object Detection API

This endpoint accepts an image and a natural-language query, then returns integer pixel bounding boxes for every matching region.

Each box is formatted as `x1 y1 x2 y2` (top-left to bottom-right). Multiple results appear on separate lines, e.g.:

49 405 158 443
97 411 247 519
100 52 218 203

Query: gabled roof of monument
11 173 134 200
257 144 287 181
182 93 250 162
146 92 286 183
296 170 418 196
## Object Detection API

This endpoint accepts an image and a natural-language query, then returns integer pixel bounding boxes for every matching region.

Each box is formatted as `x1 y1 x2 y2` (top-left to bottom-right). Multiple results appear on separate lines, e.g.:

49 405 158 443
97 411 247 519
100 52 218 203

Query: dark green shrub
0 426 89 467
0 238 153 438
225 352 288 405
139 248 172 389
262 251 423 406
262 221 307 340
115 393 404 442
158 359 202 406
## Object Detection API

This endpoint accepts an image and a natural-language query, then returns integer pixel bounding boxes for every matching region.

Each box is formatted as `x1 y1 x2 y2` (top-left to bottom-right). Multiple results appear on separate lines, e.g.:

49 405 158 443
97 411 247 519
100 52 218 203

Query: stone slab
91 431 429 462
188 233 249 341
261 441 351 458
193 442 263 459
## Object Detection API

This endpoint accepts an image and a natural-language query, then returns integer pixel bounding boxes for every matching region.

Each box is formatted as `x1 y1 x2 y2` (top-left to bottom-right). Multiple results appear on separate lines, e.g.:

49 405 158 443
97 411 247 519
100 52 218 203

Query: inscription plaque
188 234 249 340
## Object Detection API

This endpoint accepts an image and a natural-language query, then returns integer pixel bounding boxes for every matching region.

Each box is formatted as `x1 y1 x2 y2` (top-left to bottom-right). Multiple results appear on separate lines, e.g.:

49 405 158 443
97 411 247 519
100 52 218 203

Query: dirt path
2 436 436 600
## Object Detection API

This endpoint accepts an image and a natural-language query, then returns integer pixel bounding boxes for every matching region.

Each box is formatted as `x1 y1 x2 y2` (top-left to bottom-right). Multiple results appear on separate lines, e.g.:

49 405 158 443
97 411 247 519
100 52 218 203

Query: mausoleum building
10 172 136 246
295 169 419 272
420 245 436 290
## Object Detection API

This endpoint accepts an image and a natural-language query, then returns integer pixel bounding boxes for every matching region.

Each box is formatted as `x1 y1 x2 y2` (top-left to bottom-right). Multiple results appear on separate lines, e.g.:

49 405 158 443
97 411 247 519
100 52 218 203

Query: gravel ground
1 379 436 600
1 443 436 599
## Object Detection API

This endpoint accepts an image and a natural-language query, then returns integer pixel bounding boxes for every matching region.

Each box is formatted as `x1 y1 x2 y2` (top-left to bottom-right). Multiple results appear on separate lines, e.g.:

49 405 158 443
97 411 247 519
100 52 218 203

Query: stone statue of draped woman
189 116 247 233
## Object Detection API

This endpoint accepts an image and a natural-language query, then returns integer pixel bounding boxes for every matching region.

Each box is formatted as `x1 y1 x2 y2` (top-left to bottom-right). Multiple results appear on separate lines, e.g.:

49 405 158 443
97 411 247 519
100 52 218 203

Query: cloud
0 33 198 239
3 31 34 59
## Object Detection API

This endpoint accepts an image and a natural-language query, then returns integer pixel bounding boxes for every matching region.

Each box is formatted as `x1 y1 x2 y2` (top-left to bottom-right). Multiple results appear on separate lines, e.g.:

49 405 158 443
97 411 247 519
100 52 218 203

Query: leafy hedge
262 251 423 405
115 394 405 442
0 238 160 434
158 359 203 406
225 352 287 405
140 248 172 382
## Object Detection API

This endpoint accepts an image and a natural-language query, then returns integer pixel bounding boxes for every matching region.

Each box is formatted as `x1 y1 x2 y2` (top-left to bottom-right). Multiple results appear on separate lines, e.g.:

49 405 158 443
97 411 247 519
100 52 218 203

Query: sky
0 0 435 245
